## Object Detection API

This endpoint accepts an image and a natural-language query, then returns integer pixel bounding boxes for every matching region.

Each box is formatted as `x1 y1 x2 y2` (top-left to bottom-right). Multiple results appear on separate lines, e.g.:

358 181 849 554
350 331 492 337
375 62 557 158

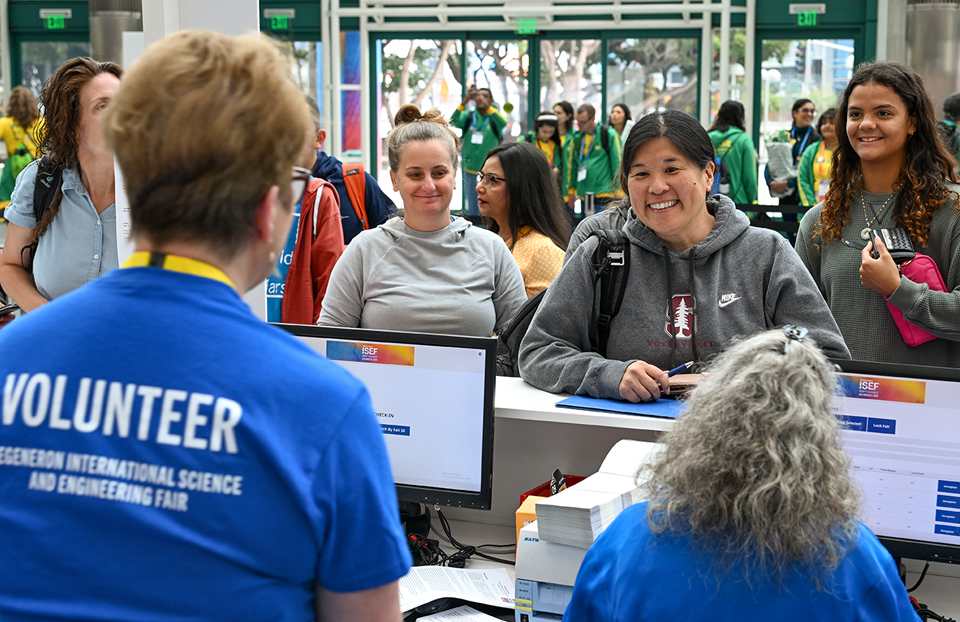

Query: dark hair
619 110 715 194
815 61 960 248
483 141 571 251
943 92 960 120
611 103 632 123
816 107 838 135
34 56 123 244
553 101 574 133
532 111 562 151
709 100 745 133
791 98 814 128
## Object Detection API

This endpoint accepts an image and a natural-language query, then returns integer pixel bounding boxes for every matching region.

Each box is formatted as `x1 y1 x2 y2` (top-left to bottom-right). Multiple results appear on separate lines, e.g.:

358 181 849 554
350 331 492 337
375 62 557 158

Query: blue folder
555 394 685 419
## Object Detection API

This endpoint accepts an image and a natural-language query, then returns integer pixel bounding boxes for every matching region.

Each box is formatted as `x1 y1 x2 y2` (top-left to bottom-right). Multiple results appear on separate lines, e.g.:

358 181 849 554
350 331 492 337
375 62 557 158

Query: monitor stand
400 501 432 538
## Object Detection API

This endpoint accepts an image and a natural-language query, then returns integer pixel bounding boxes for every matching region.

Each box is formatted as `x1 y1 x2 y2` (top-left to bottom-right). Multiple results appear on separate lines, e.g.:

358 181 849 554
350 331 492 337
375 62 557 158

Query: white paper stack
534 440 661 549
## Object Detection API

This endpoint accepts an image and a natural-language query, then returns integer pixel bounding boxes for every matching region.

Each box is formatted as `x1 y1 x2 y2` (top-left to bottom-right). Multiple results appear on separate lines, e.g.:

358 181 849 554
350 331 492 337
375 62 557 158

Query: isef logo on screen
361 346 378 361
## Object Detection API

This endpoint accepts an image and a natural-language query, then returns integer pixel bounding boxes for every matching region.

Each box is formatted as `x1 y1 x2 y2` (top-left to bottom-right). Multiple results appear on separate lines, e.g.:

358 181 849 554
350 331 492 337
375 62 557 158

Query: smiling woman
318 104 526 336
519 110 848 402
796 61 960 366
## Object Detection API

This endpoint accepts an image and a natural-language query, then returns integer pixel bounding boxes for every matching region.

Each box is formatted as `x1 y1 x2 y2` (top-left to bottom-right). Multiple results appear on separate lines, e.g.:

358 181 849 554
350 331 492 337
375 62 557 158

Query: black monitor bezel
831 357 960 564
275 323 497 511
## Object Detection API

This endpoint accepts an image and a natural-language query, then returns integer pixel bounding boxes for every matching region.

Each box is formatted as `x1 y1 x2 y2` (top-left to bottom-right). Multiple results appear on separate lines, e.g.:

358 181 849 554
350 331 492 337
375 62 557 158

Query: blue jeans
462 170 480 217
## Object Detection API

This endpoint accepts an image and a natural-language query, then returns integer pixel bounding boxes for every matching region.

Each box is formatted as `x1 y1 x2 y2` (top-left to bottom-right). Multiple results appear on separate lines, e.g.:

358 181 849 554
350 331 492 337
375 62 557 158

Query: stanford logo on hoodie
665 294 695 339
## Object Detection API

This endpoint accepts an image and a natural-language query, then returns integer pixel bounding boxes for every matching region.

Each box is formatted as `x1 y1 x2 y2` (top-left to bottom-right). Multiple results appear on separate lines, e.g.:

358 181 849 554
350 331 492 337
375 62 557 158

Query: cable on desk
908 562 930 593
435 509 515 567
911 596 958 622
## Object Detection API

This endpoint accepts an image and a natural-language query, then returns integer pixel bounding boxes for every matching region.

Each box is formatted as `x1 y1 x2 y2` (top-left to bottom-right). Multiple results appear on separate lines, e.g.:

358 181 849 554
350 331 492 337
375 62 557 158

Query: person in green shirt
450 87 508 216
707 100 758 205
565 103 623 214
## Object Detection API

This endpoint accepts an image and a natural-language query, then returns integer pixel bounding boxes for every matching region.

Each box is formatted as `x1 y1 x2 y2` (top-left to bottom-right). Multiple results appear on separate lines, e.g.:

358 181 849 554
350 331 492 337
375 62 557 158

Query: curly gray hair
641 328 861 587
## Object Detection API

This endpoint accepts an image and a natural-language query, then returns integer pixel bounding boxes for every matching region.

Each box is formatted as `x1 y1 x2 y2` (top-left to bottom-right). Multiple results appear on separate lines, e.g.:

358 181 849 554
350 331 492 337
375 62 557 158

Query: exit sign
264 9 295 31
798 10 818 25
517 18 536 35
39 9 72 30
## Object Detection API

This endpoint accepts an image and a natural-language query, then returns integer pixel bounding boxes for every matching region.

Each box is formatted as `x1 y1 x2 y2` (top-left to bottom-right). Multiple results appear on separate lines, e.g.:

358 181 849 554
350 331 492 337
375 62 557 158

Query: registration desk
441 377 960 619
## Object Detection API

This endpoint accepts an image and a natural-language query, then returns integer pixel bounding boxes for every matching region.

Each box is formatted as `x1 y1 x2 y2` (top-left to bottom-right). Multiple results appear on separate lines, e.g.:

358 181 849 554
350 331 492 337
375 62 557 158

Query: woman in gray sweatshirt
318 104 525 336
519 110 848 402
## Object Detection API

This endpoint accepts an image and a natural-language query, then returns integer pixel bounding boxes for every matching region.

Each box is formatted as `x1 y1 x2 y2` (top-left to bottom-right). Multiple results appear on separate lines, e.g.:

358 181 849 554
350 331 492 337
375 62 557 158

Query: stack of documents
534 440 661 549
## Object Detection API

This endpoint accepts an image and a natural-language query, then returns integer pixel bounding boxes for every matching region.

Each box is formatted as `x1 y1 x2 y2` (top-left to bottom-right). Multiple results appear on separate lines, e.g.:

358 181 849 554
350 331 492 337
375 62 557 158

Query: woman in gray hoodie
519 110 848 403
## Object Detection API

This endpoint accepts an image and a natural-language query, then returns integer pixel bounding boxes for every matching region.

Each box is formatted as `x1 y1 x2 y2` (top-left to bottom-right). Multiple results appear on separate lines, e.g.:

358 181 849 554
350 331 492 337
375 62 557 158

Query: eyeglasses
292 166 311 205
477 171 507 187
799 107 816 114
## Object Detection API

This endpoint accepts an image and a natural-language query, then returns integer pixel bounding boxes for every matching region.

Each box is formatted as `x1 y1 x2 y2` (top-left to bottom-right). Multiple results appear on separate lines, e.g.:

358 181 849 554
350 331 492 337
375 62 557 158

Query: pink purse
886 253 948 347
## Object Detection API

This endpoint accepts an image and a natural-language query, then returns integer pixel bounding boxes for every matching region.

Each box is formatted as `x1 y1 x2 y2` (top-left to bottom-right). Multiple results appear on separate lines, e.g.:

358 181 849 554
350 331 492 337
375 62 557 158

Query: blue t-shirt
0 267 412 620
564 502 919 622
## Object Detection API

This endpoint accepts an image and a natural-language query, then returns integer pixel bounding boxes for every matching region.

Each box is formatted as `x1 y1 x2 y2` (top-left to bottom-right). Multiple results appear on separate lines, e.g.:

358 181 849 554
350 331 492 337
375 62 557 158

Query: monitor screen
276 324 497 510
833 359 960 564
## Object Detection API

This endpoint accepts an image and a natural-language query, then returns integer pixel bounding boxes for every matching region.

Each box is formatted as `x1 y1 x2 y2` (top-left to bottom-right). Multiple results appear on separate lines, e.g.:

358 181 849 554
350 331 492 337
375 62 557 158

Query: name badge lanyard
577 134 593 182
471 113 492 144
792 126 812 166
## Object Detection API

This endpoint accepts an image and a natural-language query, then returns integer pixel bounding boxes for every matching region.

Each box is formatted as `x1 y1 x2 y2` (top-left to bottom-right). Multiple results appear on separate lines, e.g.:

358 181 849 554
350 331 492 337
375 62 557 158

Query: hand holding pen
618 360 694 403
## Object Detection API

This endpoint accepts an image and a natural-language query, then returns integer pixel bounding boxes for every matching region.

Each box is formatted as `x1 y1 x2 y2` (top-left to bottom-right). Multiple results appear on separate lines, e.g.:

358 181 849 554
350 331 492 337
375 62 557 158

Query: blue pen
667 361 694 377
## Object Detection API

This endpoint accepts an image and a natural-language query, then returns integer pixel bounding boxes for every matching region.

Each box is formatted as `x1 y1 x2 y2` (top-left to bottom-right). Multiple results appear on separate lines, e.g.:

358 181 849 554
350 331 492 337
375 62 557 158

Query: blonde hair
387 104 459 173
103 30 309 259
642 329 860 588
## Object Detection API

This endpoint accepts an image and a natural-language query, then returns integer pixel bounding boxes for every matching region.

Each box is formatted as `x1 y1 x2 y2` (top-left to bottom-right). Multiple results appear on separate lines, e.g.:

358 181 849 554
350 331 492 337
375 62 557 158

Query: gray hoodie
519 195 849 398
319 216 526 336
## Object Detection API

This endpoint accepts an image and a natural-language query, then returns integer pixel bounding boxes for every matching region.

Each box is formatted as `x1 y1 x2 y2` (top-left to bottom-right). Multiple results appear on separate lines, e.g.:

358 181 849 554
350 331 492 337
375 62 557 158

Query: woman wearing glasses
476 141 571 297
318 104 526 336
766 98 820 206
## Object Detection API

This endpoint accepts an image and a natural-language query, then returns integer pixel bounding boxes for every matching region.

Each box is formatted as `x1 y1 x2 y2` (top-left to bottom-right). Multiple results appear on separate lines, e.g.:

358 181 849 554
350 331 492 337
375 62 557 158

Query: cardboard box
516 495 545 543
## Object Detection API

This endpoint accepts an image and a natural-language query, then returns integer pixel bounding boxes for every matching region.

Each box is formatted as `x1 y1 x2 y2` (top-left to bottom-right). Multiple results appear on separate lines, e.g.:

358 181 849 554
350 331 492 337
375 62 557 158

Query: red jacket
281 177 344 324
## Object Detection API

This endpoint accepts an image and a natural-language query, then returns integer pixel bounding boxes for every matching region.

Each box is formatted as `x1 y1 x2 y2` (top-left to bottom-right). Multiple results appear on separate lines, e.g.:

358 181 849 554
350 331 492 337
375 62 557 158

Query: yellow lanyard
122 252 236 288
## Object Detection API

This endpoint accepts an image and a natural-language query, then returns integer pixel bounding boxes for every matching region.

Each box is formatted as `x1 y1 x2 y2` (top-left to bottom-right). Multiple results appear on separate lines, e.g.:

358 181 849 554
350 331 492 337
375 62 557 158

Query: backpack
8 124 36 181
495 229 631 376
341 163 368 232
21 155 63 273
710 156 731 196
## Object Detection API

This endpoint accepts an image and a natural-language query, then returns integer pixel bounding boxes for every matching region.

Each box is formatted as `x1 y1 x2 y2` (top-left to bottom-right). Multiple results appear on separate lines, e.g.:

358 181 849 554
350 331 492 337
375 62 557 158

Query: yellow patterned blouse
510 226 565 298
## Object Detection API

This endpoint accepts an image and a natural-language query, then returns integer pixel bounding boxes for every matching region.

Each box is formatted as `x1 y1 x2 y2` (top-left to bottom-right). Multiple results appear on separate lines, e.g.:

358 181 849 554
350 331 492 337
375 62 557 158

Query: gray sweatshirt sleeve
769 236 850 359
492 241 527 335
519 240 634 398
317 240 365 328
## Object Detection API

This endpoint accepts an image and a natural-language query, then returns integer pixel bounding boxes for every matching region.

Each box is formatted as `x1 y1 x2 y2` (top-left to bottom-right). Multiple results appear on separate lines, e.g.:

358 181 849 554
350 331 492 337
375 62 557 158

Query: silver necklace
860 191 896 240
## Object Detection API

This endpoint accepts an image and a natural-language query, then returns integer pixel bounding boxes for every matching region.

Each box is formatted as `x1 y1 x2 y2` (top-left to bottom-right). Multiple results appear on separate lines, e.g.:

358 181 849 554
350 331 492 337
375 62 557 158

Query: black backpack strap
33 155 62 223
22 155 63 273
589 229 630 357
600 124 610 154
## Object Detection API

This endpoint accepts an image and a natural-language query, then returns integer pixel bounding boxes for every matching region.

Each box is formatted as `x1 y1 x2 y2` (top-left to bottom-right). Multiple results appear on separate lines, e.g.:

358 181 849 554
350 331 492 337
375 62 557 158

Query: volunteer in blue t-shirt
564 328 917 622
0 30 411 622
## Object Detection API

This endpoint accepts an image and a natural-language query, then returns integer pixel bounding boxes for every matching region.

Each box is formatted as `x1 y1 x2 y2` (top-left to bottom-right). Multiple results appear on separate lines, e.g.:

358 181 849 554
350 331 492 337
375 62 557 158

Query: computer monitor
833 358 960 564
276 324 497 511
